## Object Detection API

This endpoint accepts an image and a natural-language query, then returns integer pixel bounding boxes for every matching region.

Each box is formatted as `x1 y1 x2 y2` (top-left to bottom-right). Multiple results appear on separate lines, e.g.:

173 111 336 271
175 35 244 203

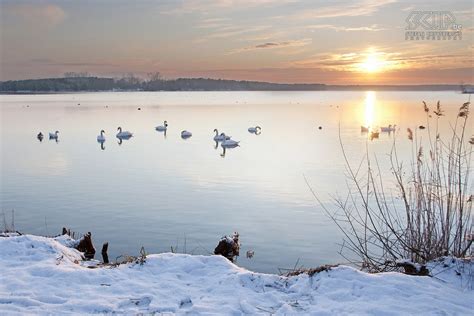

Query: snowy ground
0 234 472 315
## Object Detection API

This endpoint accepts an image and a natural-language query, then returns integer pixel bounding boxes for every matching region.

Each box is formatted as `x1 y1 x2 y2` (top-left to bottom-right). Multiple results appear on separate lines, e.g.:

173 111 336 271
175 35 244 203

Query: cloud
5 3 66 26
194 25 272 43
161 0 295 15
289 46 472 74
291 0 396 19
309 24 386 32
228 38 312 54
196 17 231 28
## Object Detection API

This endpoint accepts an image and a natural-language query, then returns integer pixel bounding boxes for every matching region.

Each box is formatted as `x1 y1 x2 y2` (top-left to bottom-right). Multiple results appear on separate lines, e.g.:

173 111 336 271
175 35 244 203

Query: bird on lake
49 131 59 139
213 129 231 141
370 130 380 140
248 126 261 134
37 132 44 141
181 130 192 139
116 127 133 138
155 121 168 131
97 130 106 142
221 136 240 148
419 125 426 130
381 124 396 132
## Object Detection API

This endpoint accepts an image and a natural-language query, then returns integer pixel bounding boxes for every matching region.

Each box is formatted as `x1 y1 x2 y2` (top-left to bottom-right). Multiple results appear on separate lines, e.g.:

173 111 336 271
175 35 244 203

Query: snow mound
0 234 472 314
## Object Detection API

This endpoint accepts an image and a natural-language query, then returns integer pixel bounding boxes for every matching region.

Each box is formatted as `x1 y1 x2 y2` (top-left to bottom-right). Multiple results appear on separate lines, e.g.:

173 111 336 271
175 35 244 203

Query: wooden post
101 242 109 264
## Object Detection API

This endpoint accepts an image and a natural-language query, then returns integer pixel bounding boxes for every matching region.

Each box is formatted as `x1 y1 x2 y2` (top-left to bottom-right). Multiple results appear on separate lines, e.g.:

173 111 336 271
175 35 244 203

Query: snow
0 234 472 315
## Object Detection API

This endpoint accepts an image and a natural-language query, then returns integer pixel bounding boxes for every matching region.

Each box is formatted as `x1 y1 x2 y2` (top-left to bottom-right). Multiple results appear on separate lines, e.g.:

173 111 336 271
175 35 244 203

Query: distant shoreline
0 76 470 93
0 86 466 94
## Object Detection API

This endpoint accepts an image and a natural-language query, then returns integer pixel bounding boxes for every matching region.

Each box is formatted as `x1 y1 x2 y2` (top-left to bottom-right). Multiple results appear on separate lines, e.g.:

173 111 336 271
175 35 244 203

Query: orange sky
1 0 473 84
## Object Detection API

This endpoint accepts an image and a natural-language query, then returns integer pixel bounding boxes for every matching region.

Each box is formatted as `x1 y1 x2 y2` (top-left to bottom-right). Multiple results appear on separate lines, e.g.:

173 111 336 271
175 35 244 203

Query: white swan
49 131 59 139
213 129 230 141
381 124 396 132
248 126 261 133
221 136 239 148
97 130 106 142
156 121 168 131
116 127 133 138
181 130 192 138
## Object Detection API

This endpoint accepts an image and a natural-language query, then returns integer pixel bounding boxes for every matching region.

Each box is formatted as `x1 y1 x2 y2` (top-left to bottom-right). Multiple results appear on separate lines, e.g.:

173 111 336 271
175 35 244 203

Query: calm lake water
1 91 472 273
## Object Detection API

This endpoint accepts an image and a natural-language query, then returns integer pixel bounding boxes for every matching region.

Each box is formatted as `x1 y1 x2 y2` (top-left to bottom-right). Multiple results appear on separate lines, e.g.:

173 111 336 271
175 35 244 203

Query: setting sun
359 52 384 73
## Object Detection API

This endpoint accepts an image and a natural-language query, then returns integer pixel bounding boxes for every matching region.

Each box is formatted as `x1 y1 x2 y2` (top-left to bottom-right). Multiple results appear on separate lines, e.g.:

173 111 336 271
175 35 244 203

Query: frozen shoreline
0 234 472 315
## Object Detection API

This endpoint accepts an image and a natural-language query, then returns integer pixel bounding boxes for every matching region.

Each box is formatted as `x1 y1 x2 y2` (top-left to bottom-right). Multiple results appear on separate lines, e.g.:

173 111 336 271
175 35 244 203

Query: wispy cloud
228 38 311 54
308 24 386 32
291 0 396 19
5 3 66 26
196 17 231 28
194 25 272 43
161 0 294 15
290 47 471 73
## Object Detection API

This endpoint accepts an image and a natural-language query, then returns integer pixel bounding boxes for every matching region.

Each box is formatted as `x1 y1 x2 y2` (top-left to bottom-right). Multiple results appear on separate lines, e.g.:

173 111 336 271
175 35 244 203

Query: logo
405 11 462 40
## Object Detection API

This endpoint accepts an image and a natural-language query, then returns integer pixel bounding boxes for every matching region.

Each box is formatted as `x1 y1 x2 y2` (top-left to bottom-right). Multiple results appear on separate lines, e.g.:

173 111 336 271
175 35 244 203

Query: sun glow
360 53 383 73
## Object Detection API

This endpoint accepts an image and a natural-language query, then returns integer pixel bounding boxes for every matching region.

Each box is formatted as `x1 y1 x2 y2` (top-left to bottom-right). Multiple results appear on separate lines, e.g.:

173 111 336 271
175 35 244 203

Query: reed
311 101 473 272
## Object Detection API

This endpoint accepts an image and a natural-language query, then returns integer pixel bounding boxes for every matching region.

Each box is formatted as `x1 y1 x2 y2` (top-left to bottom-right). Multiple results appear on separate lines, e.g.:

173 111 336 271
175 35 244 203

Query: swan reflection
117 135 132 146
98 141 105 150
219 141 240 158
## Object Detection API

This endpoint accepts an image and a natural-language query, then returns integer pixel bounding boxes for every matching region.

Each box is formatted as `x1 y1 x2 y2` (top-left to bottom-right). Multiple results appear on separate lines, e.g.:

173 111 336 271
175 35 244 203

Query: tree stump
75 232 96 259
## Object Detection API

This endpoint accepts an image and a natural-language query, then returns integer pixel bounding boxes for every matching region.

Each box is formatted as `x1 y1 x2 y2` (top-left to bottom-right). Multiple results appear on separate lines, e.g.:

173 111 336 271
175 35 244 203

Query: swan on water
360 126 369 133
97 130 106 142
181 130 192 138
49 131 59 139
213 129 230 141
248 126 261 134
116 127 133 138
221 137 239 148
381 124 396 132
156 121 168 131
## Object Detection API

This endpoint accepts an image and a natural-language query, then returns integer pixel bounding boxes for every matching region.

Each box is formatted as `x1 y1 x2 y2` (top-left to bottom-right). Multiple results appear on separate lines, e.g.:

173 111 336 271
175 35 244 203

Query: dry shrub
312 101 472 272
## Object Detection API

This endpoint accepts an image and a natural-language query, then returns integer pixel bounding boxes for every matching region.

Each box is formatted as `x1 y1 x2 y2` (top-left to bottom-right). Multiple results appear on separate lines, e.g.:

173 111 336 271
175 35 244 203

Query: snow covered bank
0 234 472 314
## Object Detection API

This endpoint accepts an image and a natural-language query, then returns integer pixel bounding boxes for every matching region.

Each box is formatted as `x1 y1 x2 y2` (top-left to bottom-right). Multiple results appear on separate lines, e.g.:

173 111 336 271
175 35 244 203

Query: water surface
1 91 471 272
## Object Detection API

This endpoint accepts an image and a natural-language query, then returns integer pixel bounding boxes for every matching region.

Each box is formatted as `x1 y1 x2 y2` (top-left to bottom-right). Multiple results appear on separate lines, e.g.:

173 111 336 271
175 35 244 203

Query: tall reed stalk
315 101 472 272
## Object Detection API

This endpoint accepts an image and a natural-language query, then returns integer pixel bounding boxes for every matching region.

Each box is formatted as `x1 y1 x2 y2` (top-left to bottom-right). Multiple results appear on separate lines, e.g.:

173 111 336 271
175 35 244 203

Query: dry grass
310 101 473 272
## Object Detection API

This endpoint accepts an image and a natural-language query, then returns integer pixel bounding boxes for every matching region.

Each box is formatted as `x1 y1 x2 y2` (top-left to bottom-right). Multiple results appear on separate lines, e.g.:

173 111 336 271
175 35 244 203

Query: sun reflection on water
364 91 376 129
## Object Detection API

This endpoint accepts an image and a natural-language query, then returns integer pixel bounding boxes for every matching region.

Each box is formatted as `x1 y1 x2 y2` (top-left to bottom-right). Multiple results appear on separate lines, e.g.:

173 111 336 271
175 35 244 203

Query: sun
360 53 383 73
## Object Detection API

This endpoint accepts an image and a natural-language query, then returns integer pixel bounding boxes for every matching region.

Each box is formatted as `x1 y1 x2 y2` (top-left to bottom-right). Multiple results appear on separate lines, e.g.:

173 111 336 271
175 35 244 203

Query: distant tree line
0 73 463 92
0 73 327 92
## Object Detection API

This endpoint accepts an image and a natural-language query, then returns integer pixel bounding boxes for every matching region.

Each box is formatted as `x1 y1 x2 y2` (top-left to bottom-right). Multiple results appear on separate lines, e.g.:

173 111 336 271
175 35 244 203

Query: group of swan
37 131 58 141
380 124 397 132
361 124 397 133
38 122 261 149
35 131 60 142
